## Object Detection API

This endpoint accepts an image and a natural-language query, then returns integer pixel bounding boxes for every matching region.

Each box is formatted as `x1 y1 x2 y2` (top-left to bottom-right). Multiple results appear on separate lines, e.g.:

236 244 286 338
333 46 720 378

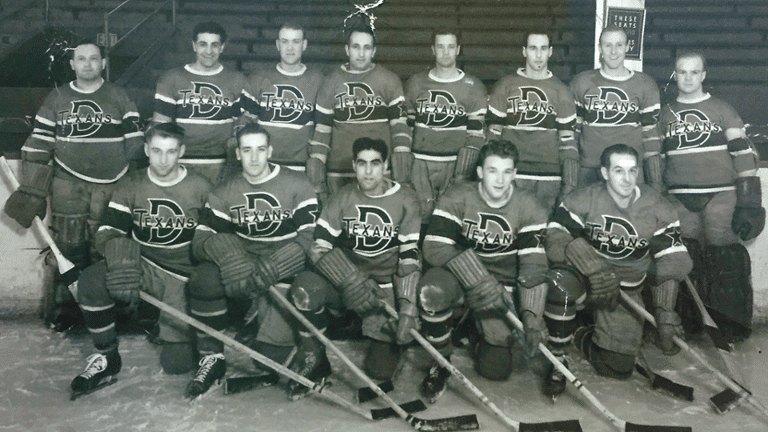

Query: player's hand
4 190 46 228
586 270 620 310
105 267 142 311
343 278 382 316
521 310 548 357
655 310 683 356
732 206 766 241
219 255 258 298
395 300 420 345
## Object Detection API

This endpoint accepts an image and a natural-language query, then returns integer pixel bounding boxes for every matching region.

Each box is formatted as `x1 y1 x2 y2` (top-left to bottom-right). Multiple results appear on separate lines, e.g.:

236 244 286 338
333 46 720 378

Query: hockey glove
104 237 142 309
394 271 420 345
390 151 414 184
305 156 328 204
564 238 620 310
560 157 579 199
203 234 257 298
732 176 766 241
519 282 549 357
4 161 52 229
445 249 509 313
315 247 381 316
653 279 683 356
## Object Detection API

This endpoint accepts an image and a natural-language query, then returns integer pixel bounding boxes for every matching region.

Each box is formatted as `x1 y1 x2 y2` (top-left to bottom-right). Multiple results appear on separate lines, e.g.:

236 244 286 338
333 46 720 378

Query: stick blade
710 388 744 414
357 379 394 403
519 419 583 431
370 399 427 420
651 375 695 402
705 325 733 352
409 413 480 431
223 374 279 395
625 422 692 432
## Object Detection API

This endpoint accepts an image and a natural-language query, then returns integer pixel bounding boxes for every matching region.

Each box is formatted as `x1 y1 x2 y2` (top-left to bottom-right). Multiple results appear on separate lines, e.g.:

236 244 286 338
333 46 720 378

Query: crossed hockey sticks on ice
503 310 693 432
268 285 481 432
620 290 768 422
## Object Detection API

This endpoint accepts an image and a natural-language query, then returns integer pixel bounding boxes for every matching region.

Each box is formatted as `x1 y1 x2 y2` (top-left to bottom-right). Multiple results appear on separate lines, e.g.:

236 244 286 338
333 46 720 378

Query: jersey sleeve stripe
424 234 455 245
316 218 342 237
155 93 176 104
432 208 462 226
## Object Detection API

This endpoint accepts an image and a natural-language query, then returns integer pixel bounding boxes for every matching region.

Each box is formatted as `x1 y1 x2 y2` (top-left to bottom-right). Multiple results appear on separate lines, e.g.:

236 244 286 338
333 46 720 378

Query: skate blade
70 375 118 401
224 374 280 395
185 379 223 402
287 377 332 401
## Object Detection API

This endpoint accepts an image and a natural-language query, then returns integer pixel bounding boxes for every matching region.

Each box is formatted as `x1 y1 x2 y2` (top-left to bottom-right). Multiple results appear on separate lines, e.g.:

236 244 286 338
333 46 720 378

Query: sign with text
606 7 646 60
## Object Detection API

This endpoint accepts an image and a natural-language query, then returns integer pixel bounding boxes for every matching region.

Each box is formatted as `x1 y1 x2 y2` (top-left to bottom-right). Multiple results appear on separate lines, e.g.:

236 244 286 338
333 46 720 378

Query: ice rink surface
2 317 767 432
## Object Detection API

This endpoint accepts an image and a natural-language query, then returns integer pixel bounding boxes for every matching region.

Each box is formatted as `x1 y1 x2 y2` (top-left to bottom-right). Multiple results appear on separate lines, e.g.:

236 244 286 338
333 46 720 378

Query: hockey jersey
22 80 143 183
154 65 247 158
310 64 411 172
487 69 577 176
241 64 323 167
548 182 692 285
570 69 661 169
193 164 318 259
424 182 548 286
405 69 487 157
312 181 421 281
659 93 751 193
96 166 212 279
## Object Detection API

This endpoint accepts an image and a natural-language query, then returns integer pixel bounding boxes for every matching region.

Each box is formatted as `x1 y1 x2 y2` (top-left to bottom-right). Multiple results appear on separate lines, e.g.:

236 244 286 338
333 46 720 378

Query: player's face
354 149 387 196
193 32 224 71
599 30 629 71
345 31 376 71
237 133 273 183
145 136 185 181
276 27 307 66
477 155 516 203
70 44 104 82
522 34 552 72
675 56 706 97
601 153 638 200
432 34 460 69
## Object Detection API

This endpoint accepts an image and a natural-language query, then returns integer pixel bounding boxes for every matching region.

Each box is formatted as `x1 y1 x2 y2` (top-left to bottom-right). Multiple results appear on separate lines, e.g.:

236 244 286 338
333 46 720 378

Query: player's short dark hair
600 144 638 169
522 31 551 48
478 140 519 167
278 21 305 38
145 122 185 145
432 28 460 46
193 21 227 43
237 123 271 147
599 25 628 44
346 25 376 47
676 50 707 71
352 137 388 162
72 39 104 59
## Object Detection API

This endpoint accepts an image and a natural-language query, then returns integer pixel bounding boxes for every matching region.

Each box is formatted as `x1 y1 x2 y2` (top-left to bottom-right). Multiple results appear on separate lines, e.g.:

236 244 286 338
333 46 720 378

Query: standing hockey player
419 139 550 402
308 25 411 198
545 144 692 396
4 40 143 331
569 26 663 189
285 137 422 400
70 123 212 399
487 31 577 212
186 123 317 398
404 28 487 223
240 22 323 171
153 21 247 182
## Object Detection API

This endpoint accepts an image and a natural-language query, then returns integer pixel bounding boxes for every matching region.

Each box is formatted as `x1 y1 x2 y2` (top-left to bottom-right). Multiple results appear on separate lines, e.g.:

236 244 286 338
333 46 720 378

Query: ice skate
285 342 332 401
186 353 226 399
70 351 121 400
420 363 451 404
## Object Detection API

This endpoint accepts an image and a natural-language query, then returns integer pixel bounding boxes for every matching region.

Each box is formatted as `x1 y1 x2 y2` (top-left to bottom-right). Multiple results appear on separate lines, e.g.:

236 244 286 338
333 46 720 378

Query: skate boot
542 357 568 403
186 353 226 399
286 338 332 401
70 351 122 400
420 362 451 404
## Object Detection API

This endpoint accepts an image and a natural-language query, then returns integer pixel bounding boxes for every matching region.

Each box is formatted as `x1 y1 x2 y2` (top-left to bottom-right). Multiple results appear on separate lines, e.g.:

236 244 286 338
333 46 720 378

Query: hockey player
186 123 317 398
546 144 692 395
419 139 550 402
569 26 663 189
487 31 577 212
153 21 247 182
307 25 412 199
70 122 211 399
285 137 422 400
4 40 143 331
404 28 487 223
240 22 323 171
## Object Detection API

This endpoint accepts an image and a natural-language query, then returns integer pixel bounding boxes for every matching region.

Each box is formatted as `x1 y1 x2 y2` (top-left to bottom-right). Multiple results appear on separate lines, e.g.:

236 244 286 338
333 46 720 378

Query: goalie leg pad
698 243 753 338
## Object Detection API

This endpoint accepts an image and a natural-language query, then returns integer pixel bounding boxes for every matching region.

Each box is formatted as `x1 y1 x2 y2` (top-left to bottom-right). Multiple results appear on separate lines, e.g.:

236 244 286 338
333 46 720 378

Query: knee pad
474 339 515 381
545 265 586 341
160 342 198 375
76 261 110 305
364 339 401 381
188 262 224 300
418 268 461 315
289 271 334 312
575 326 634 380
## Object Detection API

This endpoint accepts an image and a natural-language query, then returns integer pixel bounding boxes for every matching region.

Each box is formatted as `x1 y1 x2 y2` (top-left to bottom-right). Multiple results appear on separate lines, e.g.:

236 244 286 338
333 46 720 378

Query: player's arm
117 90 146 166
393 192 423 344
306 79 333 198
422 188 466 268
727 127 764 240
93 179 136 257
153 72 177 123
516 199 551 354
640 77 664 190
388 78 415 184
557 88 579 195
486 79 508 138
453 81 487 182
569 80 585 144
239 75 262 123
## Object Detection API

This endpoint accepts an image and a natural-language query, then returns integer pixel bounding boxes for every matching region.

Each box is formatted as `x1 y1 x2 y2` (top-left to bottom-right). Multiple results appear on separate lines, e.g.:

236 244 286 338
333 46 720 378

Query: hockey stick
620 290 768 420
268 286 480 432
138 291 374 421
381 302 583 432
504 310 692 432
0 155 79 297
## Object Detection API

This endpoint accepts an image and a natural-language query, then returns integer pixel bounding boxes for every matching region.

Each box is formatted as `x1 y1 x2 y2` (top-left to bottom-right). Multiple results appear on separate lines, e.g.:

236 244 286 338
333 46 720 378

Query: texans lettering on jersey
585 215 648 260
263 85 314 119
415 91 467 126
229 192 294 238
508 87 556 124
342 205 400 256
583 88 639 124
179 82 232 118
335 82 386 121
133 198 198 245
58 101 113 137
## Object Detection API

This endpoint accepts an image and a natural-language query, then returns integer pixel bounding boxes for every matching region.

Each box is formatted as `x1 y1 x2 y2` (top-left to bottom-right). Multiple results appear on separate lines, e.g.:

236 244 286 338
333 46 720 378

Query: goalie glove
104 237 142 309
314 248 381 316
732 176 765 241
564 238 620 310
4 160 51 229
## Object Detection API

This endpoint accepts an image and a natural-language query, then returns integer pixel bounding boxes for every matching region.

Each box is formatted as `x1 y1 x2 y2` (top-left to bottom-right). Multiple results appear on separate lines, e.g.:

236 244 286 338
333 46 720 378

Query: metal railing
104 0 176 81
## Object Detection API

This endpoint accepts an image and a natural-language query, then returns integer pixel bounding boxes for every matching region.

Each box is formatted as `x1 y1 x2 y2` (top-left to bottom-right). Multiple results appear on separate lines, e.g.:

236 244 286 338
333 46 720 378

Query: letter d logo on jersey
190 82 225 119
426 90 459 127
514 87 549 125
336 83 382 121
146 199 189 245
63 100 109 137
265 85 309 123
353 206 397 254
587 215 648 259
669 109 721 149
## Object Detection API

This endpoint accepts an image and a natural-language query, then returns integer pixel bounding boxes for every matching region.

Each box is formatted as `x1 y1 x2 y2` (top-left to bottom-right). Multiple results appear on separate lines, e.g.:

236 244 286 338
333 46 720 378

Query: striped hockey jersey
487 69 577 176
310 64 411 172
405 69 487 158
96 166 212 279
22 80 143 183
424 181 549 286
570 69 661 169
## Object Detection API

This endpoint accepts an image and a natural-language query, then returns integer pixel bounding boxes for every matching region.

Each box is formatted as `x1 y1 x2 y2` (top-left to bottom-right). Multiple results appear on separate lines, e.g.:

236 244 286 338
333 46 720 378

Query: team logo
584 87 638 124
231 193 292 237
335 82 384 121
179 82 231 119
665 109 722 149
134 199 196 245
586 215 648 259
464 214 515 253
342 206 398 254
415 90 465 127
59 100 113 138
508 86 554 126
262 85 313 123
